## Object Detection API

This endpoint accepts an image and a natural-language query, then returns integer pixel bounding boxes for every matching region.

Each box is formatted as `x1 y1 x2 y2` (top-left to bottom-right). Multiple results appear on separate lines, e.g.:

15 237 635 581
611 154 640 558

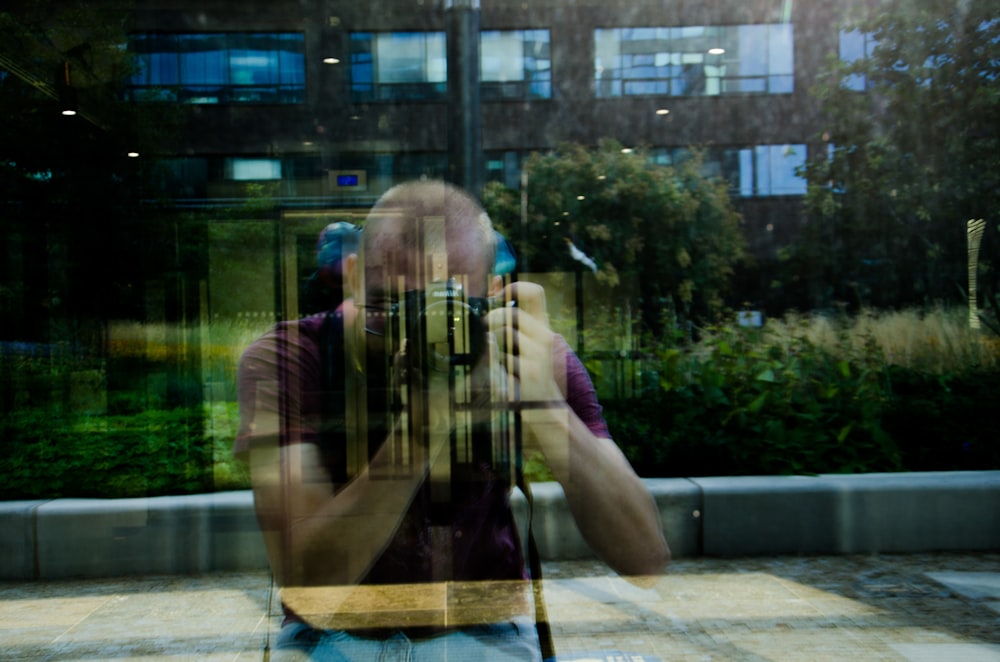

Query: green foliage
0 405 213 499
799 0 1000 309
882 367 1000 471
4 308 997 499
606 322 899 476
484 140 746 335
604 308 1000 477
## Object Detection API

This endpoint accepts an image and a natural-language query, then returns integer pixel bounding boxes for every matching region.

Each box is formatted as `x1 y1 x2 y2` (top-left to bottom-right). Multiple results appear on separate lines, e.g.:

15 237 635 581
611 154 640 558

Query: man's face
360 216 490 344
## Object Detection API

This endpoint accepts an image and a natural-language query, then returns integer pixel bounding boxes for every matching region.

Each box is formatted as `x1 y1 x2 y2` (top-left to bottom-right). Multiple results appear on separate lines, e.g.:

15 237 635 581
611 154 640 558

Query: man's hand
486 281 670 578
486 282 564 404
485 282 573 474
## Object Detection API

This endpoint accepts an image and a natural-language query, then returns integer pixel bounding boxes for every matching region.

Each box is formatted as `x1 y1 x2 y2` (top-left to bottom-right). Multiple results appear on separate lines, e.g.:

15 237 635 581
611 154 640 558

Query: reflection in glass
128 32 305 103
595 23 794 97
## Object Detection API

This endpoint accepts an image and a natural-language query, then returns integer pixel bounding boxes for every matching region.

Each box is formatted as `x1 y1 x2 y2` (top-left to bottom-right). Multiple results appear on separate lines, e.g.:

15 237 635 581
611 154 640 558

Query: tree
483 140 746 336
800 0 1000 311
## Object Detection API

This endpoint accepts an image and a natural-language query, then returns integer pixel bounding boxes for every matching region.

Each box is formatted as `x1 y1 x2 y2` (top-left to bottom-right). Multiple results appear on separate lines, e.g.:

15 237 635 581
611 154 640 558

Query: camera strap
518 477 557 662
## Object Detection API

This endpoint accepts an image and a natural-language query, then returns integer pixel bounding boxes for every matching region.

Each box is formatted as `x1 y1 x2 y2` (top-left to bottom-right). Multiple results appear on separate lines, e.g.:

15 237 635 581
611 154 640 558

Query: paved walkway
2 553 999 661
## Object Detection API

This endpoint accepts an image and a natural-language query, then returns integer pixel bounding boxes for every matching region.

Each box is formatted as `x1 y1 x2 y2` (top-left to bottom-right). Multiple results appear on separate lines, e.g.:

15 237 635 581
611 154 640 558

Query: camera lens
413 298 487 374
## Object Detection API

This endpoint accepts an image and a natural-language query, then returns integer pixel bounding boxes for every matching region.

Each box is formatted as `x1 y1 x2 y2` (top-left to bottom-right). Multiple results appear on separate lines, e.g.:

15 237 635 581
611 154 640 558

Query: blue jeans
274 619 543 661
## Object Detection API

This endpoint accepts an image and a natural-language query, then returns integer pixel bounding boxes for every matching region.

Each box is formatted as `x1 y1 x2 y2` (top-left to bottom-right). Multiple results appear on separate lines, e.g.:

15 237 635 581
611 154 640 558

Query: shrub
603 307 1000 476
0 405 213 499
606 321 900 476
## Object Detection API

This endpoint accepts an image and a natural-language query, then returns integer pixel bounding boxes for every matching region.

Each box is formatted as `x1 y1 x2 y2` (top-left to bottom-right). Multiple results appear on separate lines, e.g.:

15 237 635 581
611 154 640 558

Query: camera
396 278 493 378
382 278 518 507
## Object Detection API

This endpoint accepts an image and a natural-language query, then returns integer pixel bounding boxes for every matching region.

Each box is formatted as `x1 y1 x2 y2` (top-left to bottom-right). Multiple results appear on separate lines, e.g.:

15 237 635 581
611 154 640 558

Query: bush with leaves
605 321 900 476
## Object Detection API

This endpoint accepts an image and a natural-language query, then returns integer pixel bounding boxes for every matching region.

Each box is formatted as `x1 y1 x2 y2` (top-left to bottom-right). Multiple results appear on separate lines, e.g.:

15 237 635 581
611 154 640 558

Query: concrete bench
2 472 998 580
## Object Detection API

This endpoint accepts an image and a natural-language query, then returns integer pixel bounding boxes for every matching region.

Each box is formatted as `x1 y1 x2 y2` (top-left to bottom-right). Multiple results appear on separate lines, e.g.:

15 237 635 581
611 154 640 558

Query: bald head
361 180 497 297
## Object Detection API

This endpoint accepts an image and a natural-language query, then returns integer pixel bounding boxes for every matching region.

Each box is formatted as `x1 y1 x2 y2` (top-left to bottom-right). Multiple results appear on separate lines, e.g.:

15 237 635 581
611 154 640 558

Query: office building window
839 29 877 91
128 33 305 104
485 151 526 189
651 144 807 197
226 158 282 181
481 30 551 100
747 144 807 196
595 24 794 97
350 32 447 102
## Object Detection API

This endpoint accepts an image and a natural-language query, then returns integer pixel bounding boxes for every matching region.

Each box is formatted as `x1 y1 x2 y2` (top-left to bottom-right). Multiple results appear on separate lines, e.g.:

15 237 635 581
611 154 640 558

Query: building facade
126 0 848 258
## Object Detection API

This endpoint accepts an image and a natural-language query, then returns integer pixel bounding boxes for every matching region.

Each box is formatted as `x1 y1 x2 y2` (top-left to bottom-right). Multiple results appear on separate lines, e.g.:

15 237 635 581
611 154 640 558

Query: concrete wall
2 472 998 580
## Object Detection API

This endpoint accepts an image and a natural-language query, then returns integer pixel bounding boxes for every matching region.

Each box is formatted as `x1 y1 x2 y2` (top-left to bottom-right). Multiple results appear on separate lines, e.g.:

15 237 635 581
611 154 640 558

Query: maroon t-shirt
236 310 610 589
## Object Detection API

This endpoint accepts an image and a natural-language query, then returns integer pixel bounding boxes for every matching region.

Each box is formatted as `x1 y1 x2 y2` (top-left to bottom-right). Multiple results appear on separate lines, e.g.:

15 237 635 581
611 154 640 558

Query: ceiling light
656 108 670 115
127 152 140 158
708 47 726 55
323 57 340 64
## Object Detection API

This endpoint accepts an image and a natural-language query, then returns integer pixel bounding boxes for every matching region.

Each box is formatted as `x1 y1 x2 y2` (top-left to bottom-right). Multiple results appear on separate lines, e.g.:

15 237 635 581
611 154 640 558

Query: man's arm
235 326 439 588
488 283 670 577
243 437 434 588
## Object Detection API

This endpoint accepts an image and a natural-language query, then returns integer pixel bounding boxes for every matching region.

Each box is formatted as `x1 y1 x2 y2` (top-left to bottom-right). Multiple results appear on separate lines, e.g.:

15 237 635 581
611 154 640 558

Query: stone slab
35 496 207 579
821 471 1000 553
694 472 1000 556
693 475 839 556
0 500 48 580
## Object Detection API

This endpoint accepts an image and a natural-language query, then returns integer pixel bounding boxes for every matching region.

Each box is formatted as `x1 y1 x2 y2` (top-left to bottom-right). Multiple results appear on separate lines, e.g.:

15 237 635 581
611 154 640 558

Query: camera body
383 278 518 505
399 278 493 379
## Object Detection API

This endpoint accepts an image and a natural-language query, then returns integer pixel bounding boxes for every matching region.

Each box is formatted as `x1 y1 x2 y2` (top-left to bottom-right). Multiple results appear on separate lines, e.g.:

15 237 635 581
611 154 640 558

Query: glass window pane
769 24 794 76
279 35 305 86
769 74 794 93
769 144 807 194
179 34 228 85
839 28 866 62
739 148 755 196
426 32 447 83
228 158 282 180
736 25 768 77
482 31 525 82
229 35 279 85
377 33 428 83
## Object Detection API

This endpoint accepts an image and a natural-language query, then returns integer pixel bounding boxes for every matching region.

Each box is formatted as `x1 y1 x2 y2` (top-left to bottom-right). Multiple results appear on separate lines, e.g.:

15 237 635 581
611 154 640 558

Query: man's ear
487 275 503 297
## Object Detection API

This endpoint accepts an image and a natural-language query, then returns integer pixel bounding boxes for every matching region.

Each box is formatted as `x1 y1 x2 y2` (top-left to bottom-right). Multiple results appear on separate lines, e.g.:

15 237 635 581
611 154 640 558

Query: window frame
595 23 795 98
128 32 306 104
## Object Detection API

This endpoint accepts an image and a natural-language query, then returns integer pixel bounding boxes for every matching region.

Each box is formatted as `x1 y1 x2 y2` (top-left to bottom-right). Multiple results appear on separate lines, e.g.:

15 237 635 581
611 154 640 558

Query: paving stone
2 554 999 660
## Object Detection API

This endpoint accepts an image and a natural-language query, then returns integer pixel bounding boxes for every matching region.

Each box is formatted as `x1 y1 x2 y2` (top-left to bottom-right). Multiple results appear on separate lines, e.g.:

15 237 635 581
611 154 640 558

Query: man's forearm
251 438 437 588
525 407 669 577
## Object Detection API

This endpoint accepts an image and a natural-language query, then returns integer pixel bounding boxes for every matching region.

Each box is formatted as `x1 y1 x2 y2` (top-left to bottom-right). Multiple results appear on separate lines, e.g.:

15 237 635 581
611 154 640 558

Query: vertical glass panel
179 34 228 85
227 158 282 181
769 24 794 76
839 28 873 90
376 33 429 83
739 148 755 196
279 34 306 86
425 32 447 83
482 31 525 82
768 144 807 195
839 28 866 62
229 34 278 85
350 32 375 96
131 34 180 86
594 28 621 97
736 25 768 77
